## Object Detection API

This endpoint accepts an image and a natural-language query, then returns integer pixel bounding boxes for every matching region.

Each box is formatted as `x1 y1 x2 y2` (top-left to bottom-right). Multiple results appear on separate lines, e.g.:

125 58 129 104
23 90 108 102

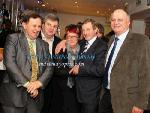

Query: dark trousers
1 96 41 113
80 102 98 113
49 77 80 113
41 82 52 113
99 89 113 113
144 110 150 113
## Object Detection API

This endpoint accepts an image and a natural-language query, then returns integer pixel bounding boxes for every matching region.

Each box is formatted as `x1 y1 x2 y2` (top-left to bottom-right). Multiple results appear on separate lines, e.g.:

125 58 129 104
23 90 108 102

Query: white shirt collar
41 31 54 42
115 29 129 41
27 37 36 43
87 36 97 46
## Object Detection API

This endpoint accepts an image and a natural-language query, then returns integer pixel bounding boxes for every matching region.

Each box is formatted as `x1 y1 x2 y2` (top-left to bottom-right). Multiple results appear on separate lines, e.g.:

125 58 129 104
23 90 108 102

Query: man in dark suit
40 13 61 113
0 10 53 113
69 18 107 113
99 9 150 113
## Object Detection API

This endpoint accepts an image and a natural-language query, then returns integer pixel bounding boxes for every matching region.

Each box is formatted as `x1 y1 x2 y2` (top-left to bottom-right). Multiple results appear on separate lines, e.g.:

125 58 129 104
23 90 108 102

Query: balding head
111 9 130 36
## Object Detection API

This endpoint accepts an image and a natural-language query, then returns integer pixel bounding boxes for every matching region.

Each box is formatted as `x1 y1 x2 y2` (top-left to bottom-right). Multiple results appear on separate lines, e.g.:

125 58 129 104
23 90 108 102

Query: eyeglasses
66 35 78 40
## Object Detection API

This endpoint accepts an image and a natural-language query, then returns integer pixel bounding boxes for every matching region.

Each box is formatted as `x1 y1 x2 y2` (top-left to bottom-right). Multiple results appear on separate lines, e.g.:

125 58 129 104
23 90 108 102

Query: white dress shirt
41 31 54 55
0 60 6 70
106 29 129 89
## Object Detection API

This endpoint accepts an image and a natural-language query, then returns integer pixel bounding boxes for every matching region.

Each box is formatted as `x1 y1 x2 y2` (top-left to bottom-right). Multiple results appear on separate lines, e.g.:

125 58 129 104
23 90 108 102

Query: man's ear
22 22 27 30
42 23 44 28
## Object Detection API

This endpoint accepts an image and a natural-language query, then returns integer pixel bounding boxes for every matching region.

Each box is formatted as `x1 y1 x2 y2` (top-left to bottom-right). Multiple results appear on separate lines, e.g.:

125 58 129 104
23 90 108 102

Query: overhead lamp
42 4 45 7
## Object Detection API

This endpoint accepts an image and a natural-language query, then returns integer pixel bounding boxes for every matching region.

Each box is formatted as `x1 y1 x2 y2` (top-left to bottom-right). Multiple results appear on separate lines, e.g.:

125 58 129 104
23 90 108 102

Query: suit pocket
127 87 139 94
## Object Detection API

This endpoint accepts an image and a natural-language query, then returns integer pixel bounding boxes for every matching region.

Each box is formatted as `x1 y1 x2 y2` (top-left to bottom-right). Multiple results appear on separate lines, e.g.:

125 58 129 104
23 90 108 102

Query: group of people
0 8 150 113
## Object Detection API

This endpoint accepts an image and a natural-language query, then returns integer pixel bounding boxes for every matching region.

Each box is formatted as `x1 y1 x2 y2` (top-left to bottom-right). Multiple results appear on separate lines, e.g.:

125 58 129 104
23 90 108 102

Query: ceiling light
42 4 45 7
75 1 78 4
96 10 99 14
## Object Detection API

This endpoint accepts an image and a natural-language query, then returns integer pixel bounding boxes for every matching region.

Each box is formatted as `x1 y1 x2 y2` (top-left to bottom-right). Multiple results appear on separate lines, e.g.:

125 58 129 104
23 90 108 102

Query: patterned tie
81 41 89 54
29 40 38 82
103 37 119 88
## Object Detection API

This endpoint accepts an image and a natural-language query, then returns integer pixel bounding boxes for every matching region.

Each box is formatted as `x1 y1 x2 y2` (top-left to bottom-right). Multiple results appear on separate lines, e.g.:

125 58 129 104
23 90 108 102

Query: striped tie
81 41 89 54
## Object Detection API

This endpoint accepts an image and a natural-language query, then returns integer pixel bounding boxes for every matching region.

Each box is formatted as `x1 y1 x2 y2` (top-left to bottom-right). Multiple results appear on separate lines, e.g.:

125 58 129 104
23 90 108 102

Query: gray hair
43 13 59 23
111 9 130 21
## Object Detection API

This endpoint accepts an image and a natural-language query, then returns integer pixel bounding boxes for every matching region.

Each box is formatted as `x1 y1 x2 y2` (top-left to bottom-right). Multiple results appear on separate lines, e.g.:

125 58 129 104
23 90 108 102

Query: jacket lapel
104 35 115 63
79 39 86 54
19 32 31 66
80 37 99 55
85 37 99 54
36 38 42 63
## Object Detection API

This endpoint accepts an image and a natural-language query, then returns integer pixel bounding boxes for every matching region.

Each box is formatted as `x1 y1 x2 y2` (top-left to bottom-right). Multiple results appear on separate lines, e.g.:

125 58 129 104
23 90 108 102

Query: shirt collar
24 31 36 43
87 36 97 46
41 31 54 42
27 37 36 43
115 29 129 41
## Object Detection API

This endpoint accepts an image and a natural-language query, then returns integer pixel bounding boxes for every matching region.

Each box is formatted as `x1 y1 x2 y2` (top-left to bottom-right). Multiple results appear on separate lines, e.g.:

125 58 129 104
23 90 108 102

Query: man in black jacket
40 13 61 113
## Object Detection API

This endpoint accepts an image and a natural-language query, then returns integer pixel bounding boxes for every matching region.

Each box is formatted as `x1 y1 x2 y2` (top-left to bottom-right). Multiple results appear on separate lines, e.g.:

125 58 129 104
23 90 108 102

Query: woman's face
66 32 78 48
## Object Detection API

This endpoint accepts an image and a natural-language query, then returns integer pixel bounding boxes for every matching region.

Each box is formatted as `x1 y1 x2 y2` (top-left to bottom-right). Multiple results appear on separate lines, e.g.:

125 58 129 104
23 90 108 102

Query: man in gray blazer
0 10 53 113
99 9 150 113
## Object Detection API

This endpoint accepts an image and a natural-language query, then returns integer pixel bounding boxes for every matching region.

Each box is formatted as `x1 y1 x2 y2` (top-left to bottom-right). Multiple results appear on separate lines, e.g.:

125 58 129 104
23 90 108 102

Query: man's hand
26 81 42 94
30 89 39 98
69 65 79 75
55 40 66 54
132 106 143 113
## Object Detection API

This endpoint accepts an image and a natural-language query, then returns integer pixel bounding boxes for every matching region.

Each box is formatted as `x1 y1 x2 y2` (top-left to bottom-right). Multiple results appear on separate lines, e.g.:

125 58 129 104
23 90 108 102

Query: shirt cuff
23 81 29 87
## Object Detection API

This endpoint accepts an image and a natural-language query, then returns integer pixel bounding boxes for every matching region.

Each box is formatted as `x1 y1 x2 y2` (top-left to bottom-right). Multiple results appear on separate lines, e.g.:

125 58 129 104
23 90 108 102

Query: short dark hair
96 22 104 35
82 18 96 29
21 10 42 23
43 13 59 23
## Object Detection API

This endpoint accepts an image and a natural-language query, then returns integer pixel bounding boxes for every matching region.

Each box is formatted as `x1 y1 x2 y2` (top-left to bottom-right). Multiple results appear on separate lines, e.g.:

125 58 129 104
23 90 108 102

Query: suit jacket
109 31 150 113
0 32 53 108
76 38 107 104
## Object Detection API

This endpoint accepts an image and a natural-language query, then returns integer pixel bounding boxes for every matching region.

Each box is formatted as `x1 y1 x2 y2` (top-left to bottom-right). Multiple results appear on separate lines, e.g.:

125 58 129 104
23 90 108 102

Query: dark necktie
81 41 89 54
103 37 119 88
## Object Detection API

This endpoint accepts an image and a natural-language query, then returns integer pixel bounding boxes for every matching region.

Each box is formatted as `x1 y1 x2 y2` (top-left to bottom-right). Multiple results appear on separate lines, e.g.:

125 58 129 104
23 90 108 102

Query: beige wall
40 12 111 38
131 20 146 34
57 13 110 38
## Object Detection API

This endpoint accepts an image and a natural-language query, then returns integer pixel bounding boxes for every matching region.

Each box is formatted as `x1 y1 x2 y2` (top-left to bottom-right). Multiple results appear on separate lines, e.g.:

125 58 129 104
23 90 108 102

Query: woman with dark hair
50 24 80 113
